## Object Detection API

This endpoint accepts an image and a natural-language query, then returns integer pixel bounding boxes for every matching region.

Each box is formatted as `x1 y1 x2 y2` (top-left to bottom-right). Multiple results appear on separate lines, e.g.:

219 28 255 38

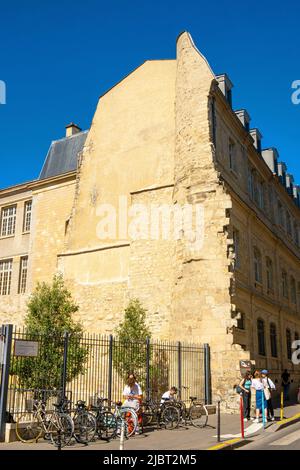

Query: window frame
0 205 17 237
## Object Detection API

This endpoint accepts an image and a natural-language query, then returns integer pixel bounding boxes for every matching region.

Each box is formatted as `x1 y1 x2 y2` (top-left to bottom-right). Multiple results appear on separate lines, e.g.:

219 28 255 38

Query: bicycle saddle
189 396 197 401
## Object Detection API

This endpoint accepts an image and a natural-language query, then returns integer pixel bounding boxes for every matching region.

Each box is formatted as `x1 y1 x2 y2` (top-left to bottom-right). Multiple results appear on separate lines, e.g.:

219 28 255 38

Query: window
278 201 285 228
18 256 28 294
294 223 299 247
233 229 240 269
248 167 254 200
257 319 266 356
266 257 273 291
257 181 264 210
282 270 288 299
23 200 32 232
286 211 292 237
295 332 299 342
229 140 237 172
291 277 297 304
254 247 262 284
0 259 13 295
286 329 292 360
270 323 278 358
1 205 17 237
237 312 245 330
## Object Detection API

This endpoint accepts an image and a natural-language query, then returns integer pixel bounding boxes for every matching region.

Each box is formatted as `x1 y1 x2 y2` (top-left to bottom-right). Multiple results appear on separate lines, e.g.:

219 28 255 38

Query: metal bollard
217 401 221 442
280 391 284 420
262 390 266 428
119 419 125 450
240 395 245 439
57 428 62 451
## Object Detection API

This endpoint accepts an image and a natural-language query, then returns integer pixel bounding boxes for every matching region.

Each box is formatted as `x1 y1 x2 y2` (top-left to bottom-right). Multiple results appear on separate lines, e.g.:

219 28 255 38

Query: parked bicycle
174 386 208 428
141 390 180 430
89 395 117 441
112 400 138 438
16 398 74 447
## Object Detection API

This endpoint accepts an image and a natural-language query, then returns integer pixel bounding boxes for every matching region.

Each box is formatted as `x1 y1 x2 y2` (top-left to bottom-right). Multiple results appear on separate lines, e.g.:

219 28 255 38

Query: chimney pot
65 122 82 137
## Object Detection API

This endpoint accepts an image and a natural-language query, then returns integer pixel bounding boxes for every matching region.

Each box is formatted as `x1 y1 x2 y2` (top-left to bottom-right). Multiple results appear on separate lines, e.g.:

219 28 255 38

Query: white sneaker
270 417 275 421
243 418 248 422
254 418 260 423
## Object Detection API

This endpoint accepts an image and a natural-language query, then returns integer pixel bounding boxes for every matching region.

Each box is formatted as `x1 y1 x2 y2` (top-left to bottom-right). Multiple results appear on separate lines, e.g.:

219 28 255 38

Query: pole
280 390 284 420
0 324 13 442
262 390 266 428
108 335 113 409
61 332 69 401
204 344 211 404
240 395 245 439
146 337 150 402
119 419 125 450
177 342 182 400
217 400 221 442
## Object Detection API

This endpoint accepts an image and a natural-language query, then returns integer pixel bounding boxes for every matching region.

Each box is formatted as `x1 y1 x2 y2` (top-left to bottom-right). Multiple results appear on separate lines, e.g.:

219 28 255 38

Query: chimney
65 123 82 137
261 148 278 174
277 162 287 186
216 74 234 108
249 128 263 153
235 109 251 131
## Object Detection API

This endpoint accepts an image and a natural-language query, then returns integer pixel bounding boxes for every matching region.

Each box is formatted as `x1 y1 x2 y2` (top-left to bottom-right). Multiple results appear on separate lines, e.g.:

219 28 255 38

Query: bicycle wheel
118 408 138 437
161 405 180 429
74 411 97 443
141 404 154 427
189 405 208 428
16 412 43 443
49 413 74 447
97 411 117 440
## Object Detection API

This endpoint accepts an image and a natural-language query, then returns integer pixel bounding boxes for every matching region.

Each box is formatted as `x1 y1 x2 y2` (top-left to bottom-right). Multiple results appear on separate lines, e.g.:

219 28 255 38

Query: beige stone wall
170 33 248 410
30 180 76 287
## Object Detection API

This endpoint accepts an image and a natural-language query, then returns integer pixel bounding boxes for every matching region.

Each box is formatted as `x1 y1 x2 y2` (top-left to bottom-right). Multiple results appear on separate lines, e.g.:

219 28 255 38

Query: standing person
122 372 143 433
238 372 252 422
281 369 291 401
251 371 267 423
261 370 276 421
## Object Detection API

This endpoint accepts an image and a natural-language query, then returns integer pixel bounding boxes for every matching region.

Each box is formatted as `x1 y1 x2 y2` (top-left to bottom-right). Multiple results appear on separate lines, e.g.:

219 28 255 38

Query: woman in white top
122 373 143 411
251 371 267 423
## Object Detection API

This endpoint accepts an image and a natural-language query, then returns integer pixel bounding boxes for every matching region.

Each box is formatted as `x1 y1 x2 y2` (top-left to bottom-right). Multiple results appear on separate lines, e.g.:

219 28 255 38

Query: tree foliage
11 275 88 391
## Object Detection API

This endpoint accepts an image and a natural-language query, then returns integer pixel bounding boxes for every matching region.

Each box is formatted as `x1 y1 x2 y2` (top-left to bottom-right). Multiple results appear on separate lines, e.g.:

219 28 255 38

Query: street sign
14 340 39 357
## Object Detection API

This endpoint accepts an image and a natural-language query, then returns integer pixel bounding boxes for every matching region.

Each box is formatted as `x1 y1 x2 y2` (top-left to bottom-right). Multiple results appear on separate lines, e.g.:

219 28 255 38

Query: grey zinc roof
39 130 88 180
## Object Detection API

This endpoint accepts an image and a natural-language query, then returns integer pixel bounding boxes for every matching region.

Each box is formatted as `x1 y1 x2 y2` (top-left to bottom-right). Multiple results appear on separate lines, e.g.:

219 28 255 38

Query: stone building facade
1 32 300 408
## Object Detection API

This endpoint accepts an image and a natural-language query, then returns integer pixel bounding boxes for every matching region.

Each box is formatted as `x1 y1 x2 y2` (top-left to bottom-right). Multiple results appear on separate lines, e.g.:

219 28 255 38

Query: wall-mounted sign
14 340 39 357
240 360 252 374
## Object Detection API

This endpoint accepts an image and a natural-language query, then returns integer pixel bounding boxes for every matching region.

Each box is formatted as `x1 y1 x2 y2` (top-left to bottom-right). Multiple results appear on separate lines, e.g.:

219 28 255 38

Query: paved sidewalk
1 403 299 451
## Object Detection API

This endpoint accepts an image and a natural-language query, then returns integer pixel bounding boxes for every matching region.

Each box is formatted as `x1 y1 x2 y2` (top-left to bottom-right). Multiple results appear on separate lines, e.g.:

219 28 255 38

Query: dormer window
249 129 262 154
235 109 251 132
216 74 234 108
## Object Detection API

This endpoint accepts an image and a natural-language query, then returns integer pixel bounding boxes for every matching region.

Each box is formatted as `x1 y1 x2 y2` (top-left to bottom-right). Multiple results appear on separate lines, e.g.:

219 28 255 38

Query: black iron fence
0 324 211 441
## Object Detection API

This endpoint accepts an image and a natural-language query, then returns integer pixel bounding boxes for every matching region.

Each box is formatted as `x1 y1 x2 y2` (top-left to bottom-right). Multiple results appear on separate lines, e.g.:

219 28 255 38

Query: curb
274 412 300 432
207 438 252 451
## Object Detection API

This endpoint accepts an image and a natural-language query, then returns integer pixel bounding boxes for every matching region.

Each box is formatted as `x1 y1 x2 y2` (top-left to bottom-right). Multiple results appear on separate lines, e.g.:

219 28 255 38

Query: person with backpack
261 369 276 421
237 371 252 421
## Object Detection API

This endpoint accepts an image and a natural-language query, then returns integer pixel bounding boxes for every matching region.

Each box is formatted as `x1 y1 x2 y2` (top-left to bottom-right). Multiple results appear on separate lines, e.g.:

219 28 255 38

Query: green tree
113 299 151 386
11 275 88 391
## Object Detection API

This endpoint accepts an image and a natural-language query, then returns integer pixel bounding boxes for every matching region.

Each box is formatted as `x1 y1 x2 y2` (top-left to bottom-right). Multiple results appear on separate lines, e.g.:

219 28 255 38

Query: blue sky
0 0 299 189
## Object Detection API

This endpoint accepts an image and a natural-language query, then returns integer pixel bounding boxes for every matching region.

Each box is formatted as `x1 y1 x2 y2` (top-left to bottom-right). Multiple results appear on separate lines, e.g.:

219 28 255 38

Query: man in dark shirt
281 369 291 401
